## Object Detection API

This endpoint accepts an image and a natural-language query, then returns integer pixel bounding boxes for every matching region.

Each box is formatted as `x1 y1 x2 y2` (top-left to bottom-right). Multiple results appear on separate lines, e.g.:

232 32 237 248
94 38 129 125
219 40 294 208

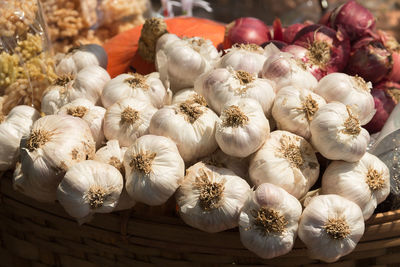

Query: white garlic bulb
176 162 250 233
216 98 270 158
239 183 302 259
149 100 219 163
310 102 370 162
13 115 95 202
218 44 267 75
41 75 75 115
321 152 390 220
315 73 375 125
298 194 365 263
172 88 208 106
261 52 318 92
194 68 275 117
272 86 326 140
101 72 168 109
249 130 319 199
55 44 108 75
156 34 220 92
57 160 123 223
103 97 157 147
0 105 40 171
57 98 106 149
124 135 185 206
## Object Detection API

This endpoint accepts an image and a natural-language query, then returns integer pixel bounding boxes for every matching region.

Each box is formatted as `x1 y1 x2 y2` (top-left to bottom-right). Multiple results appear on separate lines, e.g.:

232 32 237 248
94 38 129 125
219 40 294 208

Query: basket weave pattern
1 172 400 267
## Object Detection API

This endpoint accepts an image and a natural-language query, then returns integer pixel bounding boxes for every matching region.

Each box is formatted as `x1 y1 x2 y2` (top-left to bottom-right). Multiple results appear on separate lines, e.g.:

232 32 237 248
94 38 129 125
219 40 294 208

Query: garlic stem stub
239 183 302 259
321 152 390 220
298 194 365 263
310 102 370 162
176 162 250 233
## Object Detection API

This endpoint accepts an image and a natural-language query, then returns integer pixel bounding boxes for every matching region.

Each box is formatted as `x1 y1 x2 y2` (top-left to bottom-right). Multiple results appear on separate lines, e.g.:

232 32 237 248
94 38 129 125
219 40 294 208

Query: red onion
346 37 391 84
223 17 271 49
329 0 375 41
272 18 283 41
378 30 400 82
290 24 350 80
283 23 307 44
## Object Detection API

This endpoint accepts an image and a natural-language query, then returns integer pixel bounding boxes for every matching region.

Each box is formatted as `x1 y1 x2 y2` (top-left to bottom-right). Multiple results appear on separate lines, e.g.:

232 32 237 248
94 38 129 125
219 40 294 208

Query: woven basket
1 172 400 267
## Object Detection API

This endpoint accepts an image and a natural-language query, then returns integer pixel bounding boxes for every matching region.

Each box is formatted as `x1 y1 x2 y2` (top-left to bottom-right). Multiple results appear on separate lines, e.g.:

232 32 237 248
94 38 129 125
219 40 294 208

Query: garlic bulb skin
149 100 219 163
194 68 275 117
57 160 123 222
239 183 302 259
101 72 167 109
298 194 365 263
261 52 318 92
216 98 270 158
218 44 267 75
57 98 106 149
14 115 95 202
249 130 319 199
124 135 185 206
272 86 326 140
103 97 157 147
176 162 251 233
172 88 208 106
321 152 390 220
315 73 375 125
310 102 370 162
0 105 40 171
41 75 75 115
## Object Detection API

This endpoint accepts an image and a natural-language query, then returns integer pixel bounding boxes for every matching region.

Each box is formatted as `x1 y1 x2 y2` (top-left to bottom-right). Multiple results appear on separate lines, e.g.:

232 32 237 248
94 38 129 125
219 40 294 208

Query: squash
103 17 225 78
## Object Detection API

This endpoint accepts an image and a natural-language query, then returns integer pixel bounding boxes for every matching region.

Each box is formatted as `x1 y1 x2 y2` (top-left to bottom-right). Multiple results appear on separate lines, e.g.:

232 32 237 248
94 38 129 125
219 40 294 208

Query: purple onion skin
346 37 392 84
261 40 287 50
330 0 375 42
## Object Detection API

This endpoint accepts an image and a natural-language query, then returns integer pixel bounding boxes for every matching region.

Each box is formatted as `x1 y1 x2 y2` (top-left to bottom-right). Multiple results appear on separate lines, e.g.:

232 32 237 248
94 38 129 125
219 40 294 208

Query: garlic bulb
41 75 75 115
298 194 365 263
249 130 319 199
57 98 106 149
94 140 135 211
176 162 250 233
156 34 220 92
239 183 302 259
218 44 267 75
57 160 123 223
194 68 275 117
124 135 185 206
216 98 270 158
315 73 375 125
0 105 40 171
321 152 390 220
149 100 219 163
261 52 318 92
55 44 108 75
172 88 208 106
101 72 168 109
13 115 95 202
310 102 370 162
272 86 326 140
103 97 157 147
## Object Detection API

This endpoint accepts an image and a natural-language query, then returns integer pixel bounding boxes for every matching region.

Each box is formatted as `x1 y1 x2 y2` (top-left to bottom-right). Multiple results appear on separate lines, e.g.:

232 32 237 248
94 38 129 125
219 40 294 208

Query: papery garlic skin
194 68 275 117
310 102 370 162
321 152 390 220
261 52 318 92
101 72 167 109
14 115 95 202
249 130 319 199
272 86 326 140
239 183 302 259
0 105 40 171
57 160 123 222
216 98 270 158
172 88 208 106
156 34 220 92
103 98 157 147
298 194 365 263
124 135 185 206
176 162 251 233
315 73 375 125
41 75 75 115
149 101 219 163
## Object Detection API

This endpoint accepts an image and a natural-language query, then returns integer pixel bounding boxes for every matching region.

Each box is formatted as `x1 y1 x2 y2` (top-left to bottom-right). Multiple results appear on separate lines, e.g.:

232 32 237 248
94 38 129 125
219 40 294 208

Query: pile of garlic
1 30 391 263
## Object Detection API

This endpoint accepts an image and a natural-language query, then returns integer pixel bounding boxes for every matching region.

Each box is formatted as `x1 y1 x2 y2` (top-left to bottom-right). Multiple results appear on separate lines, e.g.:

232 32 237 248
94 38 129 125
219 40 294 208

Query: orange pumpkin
103 17 226 78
